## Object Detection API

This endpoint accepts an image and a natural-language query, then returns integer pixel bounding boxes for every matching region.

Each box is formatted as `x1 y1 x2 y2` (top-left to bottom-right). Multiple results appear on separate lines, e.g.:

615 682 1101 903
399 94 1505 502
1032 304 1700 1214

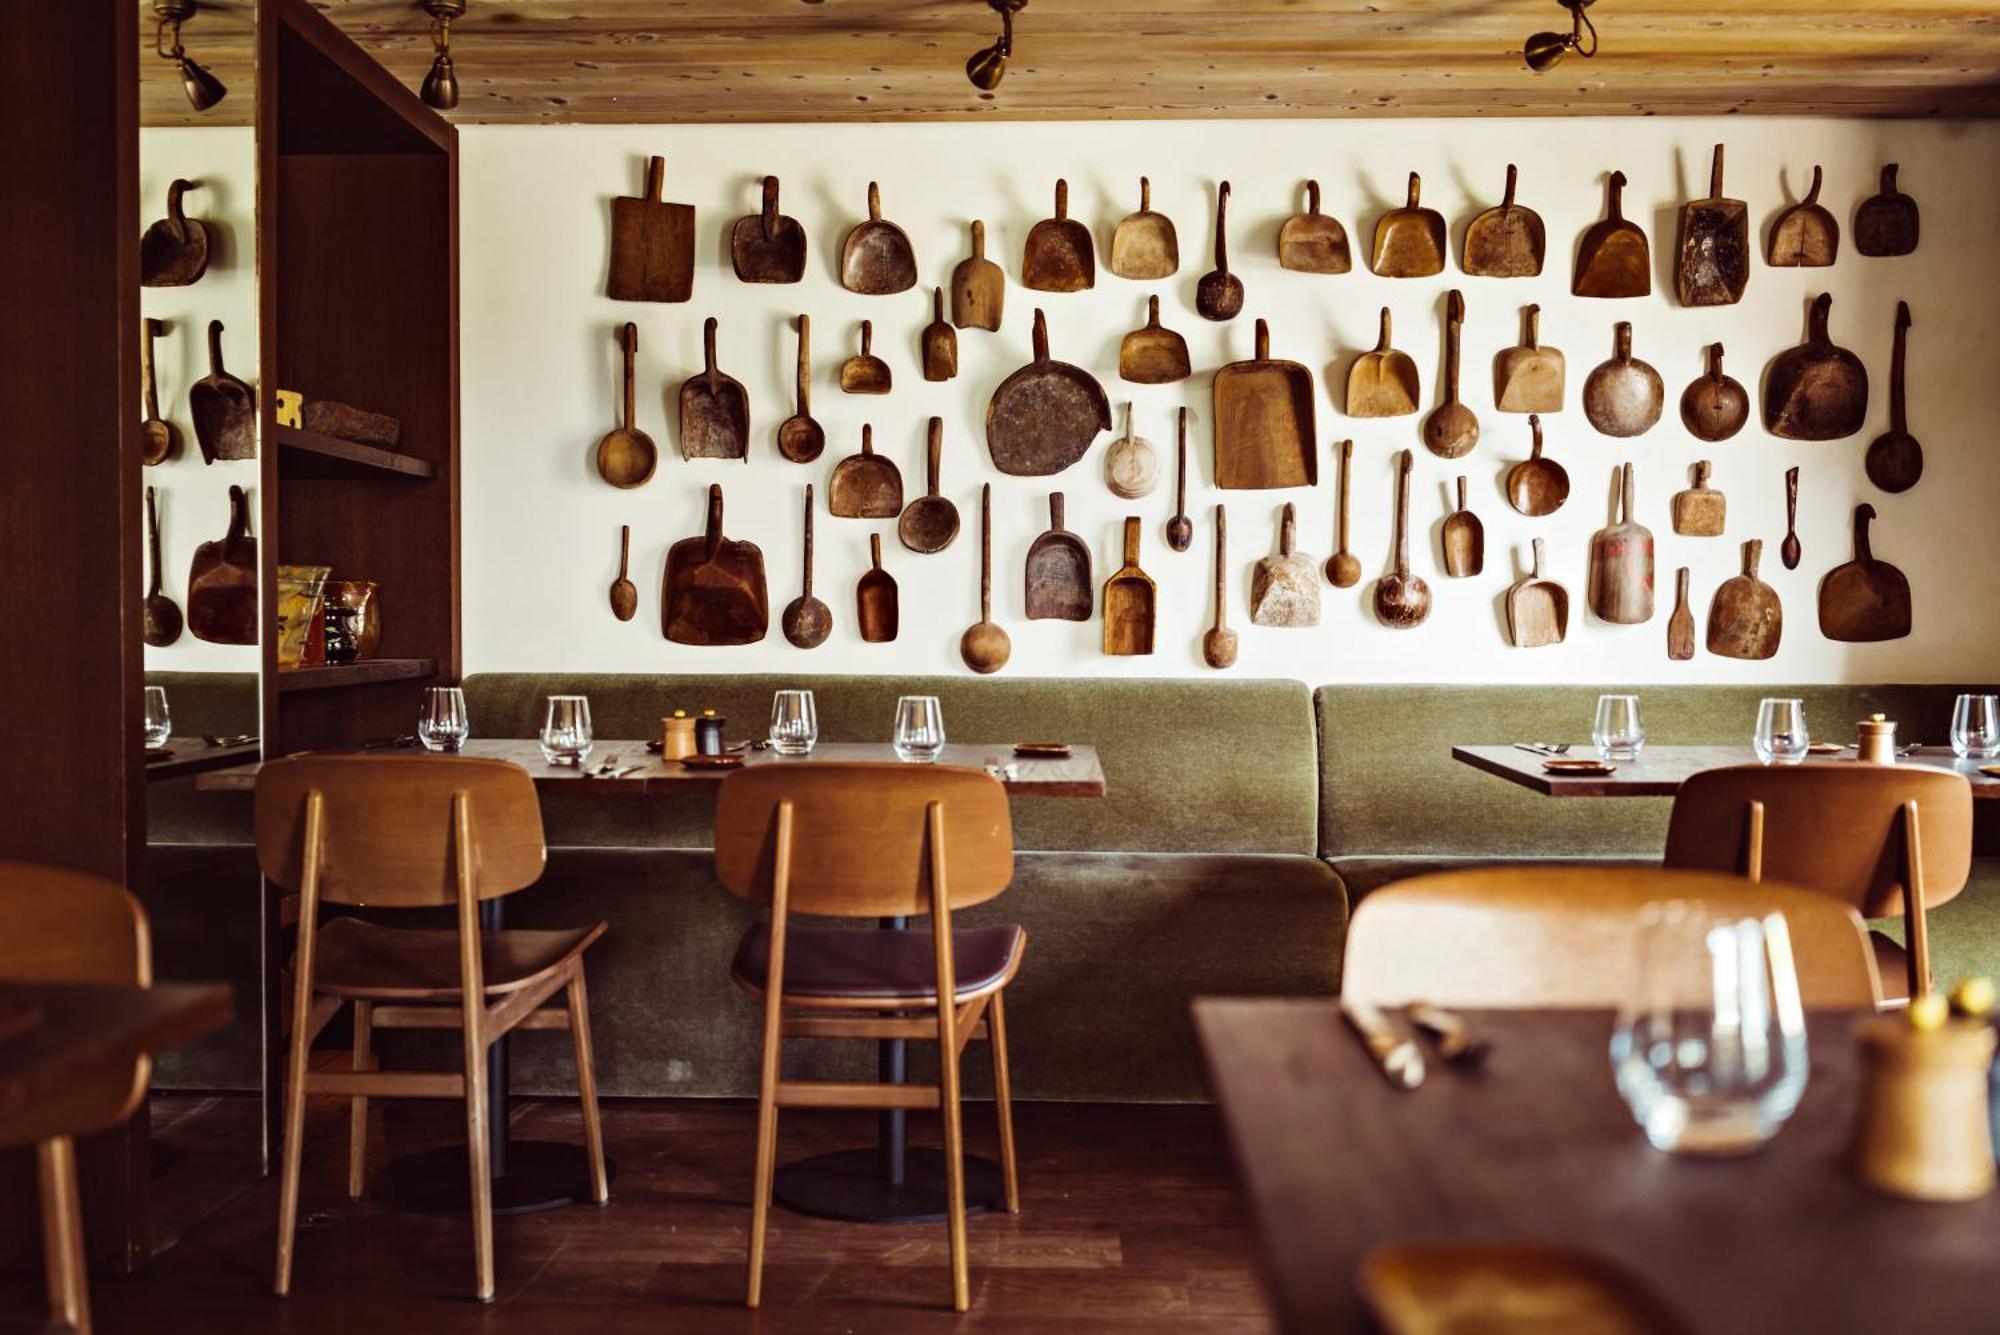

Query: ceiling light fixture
1523 0 1599 73
152 0 227 112
966 0 1027 93
421 0 466 110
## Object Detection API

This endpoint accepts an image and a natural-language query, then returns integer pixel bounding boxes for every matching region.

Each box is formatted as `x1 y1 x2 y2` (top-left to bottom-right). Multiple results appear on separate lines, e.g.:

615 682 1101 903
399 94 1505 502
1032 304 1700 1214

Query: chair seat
305 915 606 1001
732 923 1025 1002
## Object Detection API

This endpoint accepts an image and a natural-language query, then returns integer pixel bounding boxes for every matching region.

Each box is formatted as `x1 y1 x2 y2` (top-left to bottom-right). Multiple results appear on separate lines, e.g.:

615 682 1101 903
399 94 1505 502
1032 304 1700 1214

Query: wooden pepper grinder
1857 714 1898 765
660 712 696 760
1852 990 1997 1202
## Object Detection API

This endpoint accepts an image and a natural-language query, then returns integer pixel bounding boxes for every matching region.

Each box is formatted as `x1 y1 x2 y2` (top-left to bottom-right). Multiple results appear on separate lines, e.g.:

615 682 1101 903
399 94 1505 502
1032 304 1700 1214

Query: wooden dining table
1195 999 2000 1335
143 736 260 783
1453 743 2000 799
0 980 233 1111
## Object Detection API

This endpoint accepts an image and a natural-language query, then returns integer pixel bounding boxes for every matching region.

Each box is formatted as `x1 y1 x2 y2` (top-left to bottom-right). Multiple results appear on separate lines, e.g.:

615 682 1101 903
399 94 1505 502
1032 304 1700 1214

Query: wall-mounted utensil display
189 319 255 462
1327 439 1361 588
1110 176 1178 280
855 533 899 643
1494 305 1563 414
777 314 824 463
1768 165 1838 267
140 317 179 466
663 484 768 645
1196 181 1244 320
607 155 694 303
1781 466 1802 570
898 417 961 554
1023 179 1095 292
1462 164 1544 277
952 220 1004 330
729 175 805 284
1819 503 1910 642
1371 172 1446 278
1679 342 1747 441
960 485 1010 674
596 322 657 487
139 179 210 288
1422 290 1478 459
1373 451 1431 629
1119 296 1191 384
1103 517 1157 655
1347 307 1420 418
608 524 638 622
187 484 257 645
1855 164 1919 257
987 308 1110 476
142 486 183 647
1708 539 1782 660
1507 539 1567 648
838 320 892 395
1588 461 1654 625
1765 293 1867 439
921 288 958 382
1026 492 1091 621
1204 506 1238 669
1574 171 1649 298
1674 144 1749 307
841 181 917 295
781 485 831 649
1441 476 1483 577
1667 568 1695 661
1251 503 1319 628
1582 321 1662 437
1865 301 1921 493
678 316 749 460
1105 402 1160 500
1278 180 1351 274
1671 460 1725 537
828 424 903 518
1166 409 1193 552
1214 318 1316 489
1506 414 1569 517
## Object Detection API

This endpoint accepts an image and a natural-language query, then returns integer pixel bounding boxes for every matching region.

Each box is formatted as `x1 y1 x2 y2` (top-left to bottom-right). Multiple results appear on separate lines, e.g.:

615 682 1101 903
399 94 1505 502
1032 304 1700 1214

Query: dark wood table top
0 980 233 1107
144 737 260 783
1453 743 2000 799
1195 1000 2000 1335
195 739 1106 798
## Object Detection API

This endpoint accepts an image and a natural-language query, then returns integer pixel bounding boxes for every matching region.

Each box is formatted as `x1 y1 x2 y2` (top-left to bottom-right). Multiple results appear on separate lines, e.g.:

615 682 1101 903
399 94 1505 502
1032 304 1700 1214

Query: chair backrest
713 763 1013 917
1341 865 1881 1009
1665 764 1972 918
254 754 547 907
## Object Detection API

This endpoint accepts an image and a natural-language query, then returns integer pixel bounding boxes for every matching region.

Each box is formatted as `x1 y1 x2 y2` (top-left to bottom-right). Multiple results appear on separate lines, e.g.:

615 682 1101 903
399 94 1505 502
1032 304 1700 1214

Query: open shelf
275 424 435 480
275 658 436 693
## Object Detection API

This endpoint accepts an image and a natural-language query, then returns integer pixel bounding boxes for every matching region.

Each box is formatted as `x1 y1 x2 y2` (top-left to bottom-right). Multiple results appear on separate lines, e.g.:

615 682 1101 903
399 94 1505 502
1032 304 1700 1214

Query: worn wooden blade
608 156 695 302
1671 460 1726 536
1707 540 1782 660
1668 567 1696 661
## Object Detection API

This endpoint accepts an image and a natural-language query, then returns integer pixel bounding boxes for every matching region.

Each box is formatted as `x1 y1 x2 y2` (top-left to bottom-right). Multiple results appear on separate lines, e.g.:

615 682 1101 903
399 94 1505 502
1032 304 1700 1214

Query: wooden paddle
1506 538 1567 648
1494 305 1563 414
1214 319 1316 489
921 288 957 383
1573 171 1650 299
140 317 179 466
780 485 831 649
729 175 806 284
1506 414 1569 517
986 308 1110 476
1025 492 1091 621
959 485 1010 674
607 156 694 303
828 424 903 519
1251 503 1319 628
1278 180 1351 274
898 417 960 554
662 484 768 645
1865 301 1921 493
1326 439 1360 588
1119 296 1191 385
1582 322 1662 438
596 322 656 487
1769 165 1838 267
1421 290 1478 459
1103 517 1157 655
1347 307 1420 418
139 179 209 288
840 181 916 295
187 484 257 645
1765 293 1868 440
838 320 891 395
189 320 255 462
1196 182 1244 321
1023 179 1095 292
1373 451 1431 629
143 486 183 647
1667 568 1695 661
1588 462 1653 625
678 317 749 461
1708 539 1782 660
951 220 1004 330
1671 461 1725 537
1819 503 1911 642
1110 177 1178 280
1855 164 1919 257
1462 164 1544 278
1441 476 1483 578
1674 144 1749 307
1679 342 1747 442
1371 172 1445 278
1203 505 1238 669
1105 402 1159 500
855 534 899 643
608 525 637 622
776 314 824 464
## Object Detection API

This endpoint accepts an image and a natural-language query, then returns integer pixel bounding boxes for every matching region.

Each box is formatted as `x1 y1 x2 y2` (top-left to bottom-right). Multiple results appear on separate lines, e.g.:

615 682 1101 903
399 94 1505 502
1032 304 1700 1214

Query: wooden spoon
1203 505 1238 669
1196 181 1243 321
1864 301 1921 493
1373 450 1431 629
960 484 1011 675
608 524 638 622
776 314 824 463
781 484 831 649
1667 567 1695 661
1165 407 1192 552
1326 438 1360 588
1781 466 1802 571
142 486 183 647
140 318 179 466
1421 290 1479 458
596 322 657 488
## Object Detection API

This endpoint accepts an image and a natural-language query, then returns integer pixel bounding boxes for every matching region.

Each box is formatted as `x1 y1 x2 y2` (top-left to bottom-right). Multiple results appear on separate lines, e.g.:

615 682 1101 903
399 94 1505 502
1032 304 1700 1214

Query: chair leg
938 1009 971 1314
37 1136 89 1335
347 1000 373 1199
273 995 315 1296
746 1013 781 1309
462 1021 495 1302
566 970 610 1203
987 990 1020 1215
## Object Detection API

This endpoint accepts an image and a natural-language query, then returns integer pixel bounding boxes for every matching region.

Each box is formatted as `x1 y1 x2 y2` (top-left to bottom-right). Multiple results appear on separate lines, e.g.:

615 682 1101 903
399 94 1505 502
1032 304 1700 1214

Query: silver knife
1341 999 1426 1090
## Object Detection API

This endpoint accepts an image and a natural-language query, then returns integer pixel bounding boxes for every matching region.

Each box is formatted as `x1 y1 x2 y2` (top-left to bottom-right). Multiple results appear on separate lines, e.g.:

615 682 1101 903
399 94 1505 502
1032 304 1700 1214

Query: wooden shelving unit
275 658 438 693
274 424 437 480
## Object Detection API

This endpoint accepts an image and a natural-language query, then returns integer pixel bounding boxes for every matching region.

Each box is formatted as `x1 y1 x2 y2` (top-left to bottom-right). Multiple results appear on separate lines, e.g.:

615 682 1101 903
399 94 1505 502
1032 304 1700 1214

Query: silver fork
1513 742 1572 757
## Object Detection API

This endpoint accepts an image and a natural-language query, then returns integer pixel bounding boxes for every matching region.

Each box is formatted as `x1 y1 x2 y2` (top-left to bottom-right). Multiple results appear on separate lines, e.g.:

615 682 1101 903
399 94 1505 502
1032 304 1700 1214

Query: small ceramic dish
1979 765 2000 780
1544 758 1616 777
1807 742 1845 755
1013 742 1073 759
680 753 745 770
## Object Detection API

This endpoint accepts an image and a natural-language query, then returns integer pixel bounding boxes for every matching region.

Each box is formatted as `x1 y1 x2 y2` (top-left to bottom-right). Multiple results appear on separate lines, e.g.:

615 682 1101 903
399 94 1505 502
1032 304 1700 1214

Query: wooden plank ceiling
141 0 2000 126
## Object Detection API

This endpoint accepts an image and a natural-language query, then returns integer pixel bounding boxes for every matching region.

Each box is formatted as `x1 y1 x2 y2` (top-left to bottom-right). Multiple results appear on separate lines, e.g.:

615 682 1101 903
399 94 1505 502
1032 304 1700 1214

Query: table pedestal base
774 1147 1004 1224
385 1140 612 1216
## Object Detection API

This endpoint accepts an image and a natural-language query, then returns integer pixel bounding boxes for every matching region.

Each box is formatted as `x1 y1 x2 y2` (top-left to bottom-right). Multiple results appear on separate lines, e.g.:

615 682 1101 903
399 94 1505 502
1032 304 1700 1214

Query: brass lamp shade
1523 30 1570 72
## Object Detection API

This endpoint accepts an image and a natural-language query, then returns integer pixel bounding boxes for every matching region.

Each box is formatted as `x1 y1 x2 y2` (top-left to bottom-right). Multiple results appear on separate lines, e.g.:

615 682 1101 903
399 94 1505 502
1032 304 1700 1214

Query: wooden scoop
1494 305 1563 414
1587 462 1654 625
186 484 256 645
189 319 255 463
729 175 806 284
1782 467 1802 570
828 425 903 519
921 288 957 383
1023 179 1095 292
1462 164 1544 278
838 320 892 395
898 417 960 554
1373 450 1431 629
1573 171 1650 298
1667 567 1695 661
1327 439 1361 588
608 525 638 622
841 181 916 295
781 485 831 649
1025 492 1091 621
1855 164 1919 257
1119 295 1190 385
1582 322 1662 437
777 314 824 463
607 156 694 303
1105 402 1160 500
1506 538 1567 648
1768 165 1838 267
1196 181 1244 321
1251 503 1319 628
596 322 656 487
1422 290 1478 459
1819 503 1911 642
1278 180 1351 274
1506 414 1569 517
140 317 179 466
1165 408 1193 552
959 485 1010 674
1675 144 1749 307
1671 460 1725 537
1679 342 1747 442
1203 506 1238 669
1441 476 1483 578
1110 176 1178 280
678 316 750 460
1347 307 1420 418
855 533 899 643
663 484 768 645
986 308 1110 476
1708 539 1782 660
1371 172 1446 278
143 486 183 647
1103 517 1157 655
1865 301 1921 493
1214 319 1316 489
140 179 210 287
1765 293 1868 440
951 220 1004 331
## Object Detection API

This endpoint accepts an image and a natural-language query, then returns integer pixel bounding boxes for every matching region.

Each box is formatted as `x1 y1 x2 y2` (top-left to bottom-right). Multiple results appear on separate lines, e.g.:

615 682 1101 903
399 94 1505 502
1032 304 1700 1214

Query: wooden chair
0 862 151 1335
713 762 1025 1313
1342 865 1882 1009
1664 764 1973 1002
254 754 609 1302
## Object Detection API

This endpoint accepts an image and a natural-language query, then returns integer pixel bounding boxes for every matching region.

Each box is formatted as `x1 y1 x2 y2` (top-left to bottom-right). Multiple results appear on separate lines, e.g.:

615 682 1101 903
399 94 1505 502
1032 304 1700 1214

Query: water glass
1951 694 2000 759
892 695 946 763
1753 698 1811 765
1610 902 1809 1156
143 686 172 747
417 686 469 753
1593 694 1645 761
769 689 818 756
540 695 594 765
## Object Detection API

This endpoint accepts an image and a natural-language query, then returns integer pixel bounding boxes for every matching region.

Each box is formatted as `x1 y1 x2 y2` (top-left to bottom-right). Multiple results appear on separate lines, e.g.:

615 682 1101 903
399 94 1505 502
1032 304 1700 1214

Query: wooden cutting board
607 155 694 303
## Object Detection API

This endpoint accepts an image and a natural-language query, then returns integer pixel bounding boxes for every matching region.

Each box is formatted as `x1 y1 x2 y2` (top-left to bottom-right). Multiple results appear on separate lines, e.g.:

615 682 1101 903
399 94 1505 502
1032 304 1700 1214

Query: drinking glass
540 695 593 765
143 686 172 747
417 686 469 753
1753 698 1811 765
892 695 946 763
1610 902 1809 1156
769 689 818 756
1951 694 2000 759
1593 694 1645 761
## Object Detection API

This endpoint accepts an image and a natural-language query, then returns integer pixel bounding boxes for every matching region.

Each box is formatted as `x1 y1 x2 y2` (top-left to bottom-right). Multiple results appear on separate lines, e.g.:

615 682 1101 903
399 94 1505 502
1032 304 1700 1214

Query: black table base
775 1147 1004 1225
385 1140 612 1216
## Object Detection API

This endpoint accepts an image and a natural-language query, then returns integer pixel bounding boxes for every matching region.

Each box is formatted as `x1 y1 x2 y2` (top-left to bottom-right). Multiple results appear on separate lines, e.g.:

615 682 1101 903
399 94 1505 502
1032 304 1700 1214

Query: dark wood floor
6 1093 1276 1333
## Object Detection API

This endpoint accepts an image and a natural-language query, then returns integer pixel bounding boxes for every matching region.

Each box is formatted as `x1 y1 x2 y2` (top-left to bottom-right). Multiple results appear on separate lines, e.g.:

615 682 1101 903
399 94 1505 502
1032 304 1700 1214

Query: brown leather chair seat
731 922 1024 1002
312 916 606 1000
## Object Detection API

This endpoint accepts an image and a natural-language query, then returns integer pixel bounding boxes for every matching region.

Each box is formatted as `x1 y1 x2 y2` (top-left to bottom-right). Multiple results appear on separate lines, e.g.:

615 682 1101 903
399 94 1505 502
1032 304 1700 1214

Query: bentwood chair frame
713 763 1025 1313
255 754 609 1302
1664 764 1973 1002
0 862 152 1335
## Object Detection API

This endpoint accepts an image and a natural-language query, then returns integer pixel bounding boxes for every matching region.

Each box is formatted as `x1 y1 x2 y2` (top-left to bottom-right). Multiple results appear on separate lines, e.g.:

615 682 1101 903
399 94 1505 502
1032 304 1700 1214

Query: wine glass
540 695 593 765
1753 698 1811 765
769 690 818 756
1951 694 2000 760
893 696 945 763
417 686 469 753
1593 695 1644 761
143 686 172 747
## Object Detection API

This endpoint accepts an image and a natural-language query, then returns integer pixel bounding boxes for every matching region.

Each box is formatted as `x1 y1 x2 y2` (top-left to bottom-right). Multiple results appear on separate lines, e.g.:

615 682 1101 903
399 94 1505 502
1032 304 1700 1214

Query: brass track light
966 0 1027 92
152 0 227 112
421 0 467 110
1524 0 1599 73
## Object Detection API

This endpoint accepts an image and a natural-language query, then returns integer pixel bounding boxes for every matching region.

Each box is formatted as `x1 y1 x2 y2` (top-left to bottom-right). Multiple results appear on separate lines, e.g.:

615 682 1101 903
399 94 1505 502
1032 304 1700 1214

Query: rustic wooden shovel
1347 307 1420 418
1118 296 1190 385
1025 492 1091 621
776 314 824 464
1573 171 1650 298
140 317 179 466
1110 176 1178 280
140 178 210 288
1588 461 1654 625
952 220 1004 331
781 485 831 650
1278 180 1351 274
838 320 892 395
1708 539 1783 660
597 322 656 487
1023 179 1095 292
1855 164 1919 257
1769 165 1838 267
828 424 903 519
1679 342 1748 442
1214 319 1316 490
1422 290 1478 459
187 484 257 645
1373 451 1431 629
1105 403 1160 500
730 175 806 284
1583 322 1662 438
663 484 768 645
1506 414 1569 517
1462 164 1544 278
1674 144 1749 307
1865 301 1921 493
1671 460 1725 537
678 317 750 461
1507 538 1567 648
1494 305 1563 414
855 534 899 643
1765 293 1868 440
607 156 694 303
1667 568 1695 662
921 288 958 383
960 484 1010 675
1196 182 1244 321
1204 506 1238 669
1103 517 1157 655
1819 503 1911 642
189 320 255 462
898 417 961 554
143 486 183 648
840 182 917 295
1371 172 1446 278
1441 476 1483 577
986 308 1110 476
1251 503 1319 628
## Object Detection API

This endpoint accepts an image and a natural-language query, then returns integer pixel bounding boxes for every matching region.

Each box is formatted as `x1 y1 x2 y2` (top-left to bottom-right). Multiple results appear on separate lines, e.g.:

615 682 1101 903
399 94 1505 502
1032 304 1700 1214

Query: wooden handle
1707 342 1725 379
1502 163 1518 207
860 422 873 456
1853 502 1875 561
1613 321 1632 363
1050 491 1065 531
1693 459 1711 489
760 175 781 238
867 180 882 221
1174 407 1188 514
141 317 163 417
146 486 163 596
870 531 883 570
224 482 249 545
1677 565 1690 603
801 485 815 595
1123 515 1141 567
1531 536 1545 579
1139 176 1151 212
1405 171 1422 207
1786 465 1799 526
620 321 638 427
1054 178 1069 220
1212 505 1228 630
1146 294 1162 327
794 313 811 412
1455 475 1468 513
932 285 946 325
1443 290 1464 397
1529 413 1544 459
1808 291 1833 344
1279 502 1296 557
1306 179 1321 214
1709 143 1725 198
1212 180 1231 273
858 319 872 357
926 416 943 494
167 178 196 237
1254 318 1270 362
1031 308 1049 362
1620 461 1636 523
979 483 993 620
1743 537 1762 578
1376 307 1393 352
703 316 720 390
1523 303 1540 349
618 524 630 578
704 483 724 556
1803 164 1823 205
207 319 226 373
1881 163 1901 195
644 156 665 202
1891 300 1911 433
1605 170 1626 220
1393 450 1413 573
1336 439 1353 550
970 218 986 259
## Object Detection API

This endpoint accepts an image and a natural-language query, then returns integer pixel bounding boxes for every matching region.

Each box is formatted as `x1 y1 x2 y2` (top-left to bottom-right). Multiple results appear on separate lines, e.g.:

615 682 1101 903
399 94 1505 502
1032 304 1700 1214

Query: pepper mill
695 709 726 756
1857 714 1898 764
660 712 696 760
1852 1014 1997 1201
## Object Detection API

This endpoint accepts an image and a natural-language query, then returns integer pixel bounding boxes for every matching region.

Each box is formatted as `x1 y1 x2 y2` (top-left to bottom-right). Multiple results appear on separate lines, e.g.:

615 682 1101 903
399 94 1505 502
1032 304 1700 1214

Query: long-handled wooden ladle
1203 505 1238 668
1165 407 1193 552
782 484 831 648
960 484 1011 674
1325 439 1360 588
608 524 638 621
